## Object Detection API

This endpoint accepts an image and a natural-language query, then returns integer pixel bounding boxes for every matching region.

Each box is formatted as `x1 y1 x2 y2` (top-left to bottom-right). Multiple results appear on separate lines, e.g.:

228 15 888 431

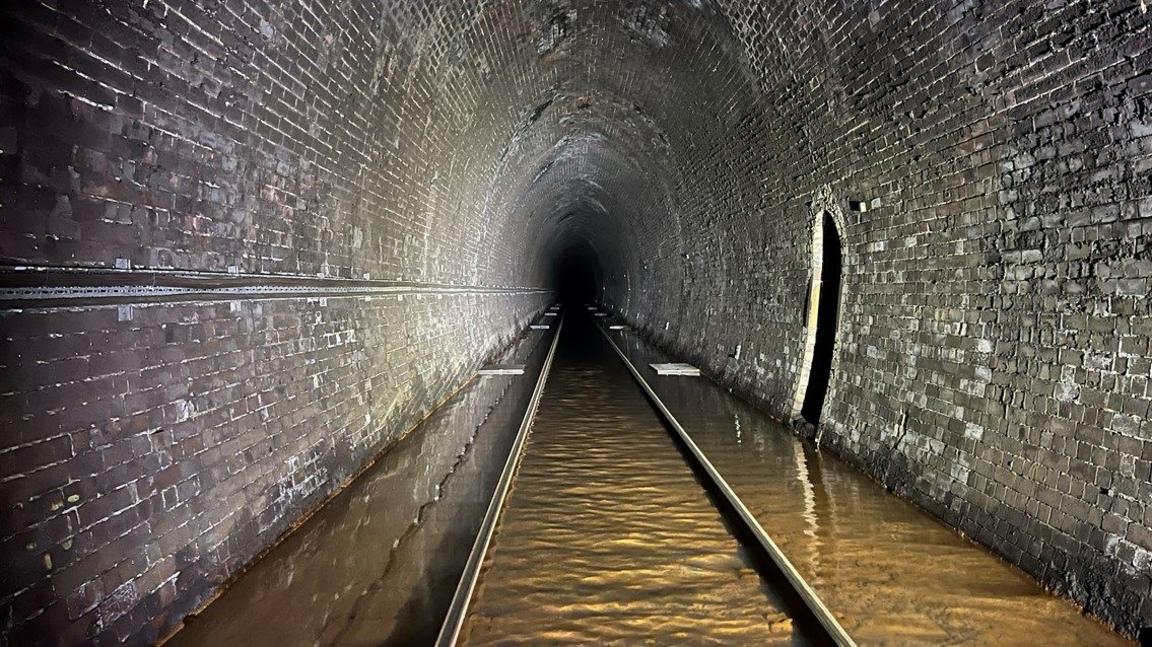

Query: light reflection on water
793 445 820 544
461 320 812 646
166 328 552 647
165 315 1132 647
609 326 1131 646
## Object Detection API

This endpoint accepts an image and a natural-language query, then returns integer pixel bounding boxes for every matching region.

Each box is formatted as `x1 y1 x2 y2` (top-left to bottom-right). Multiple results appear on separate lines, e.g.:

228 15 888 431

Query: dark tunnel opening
800 213 842 426
550 241 603 306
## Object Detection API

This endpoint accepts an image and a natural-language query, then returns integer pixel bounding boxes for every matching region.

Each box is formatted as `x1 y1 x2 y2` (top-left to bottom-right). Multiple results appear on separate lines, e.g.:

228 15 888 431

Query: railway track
436 310 854 646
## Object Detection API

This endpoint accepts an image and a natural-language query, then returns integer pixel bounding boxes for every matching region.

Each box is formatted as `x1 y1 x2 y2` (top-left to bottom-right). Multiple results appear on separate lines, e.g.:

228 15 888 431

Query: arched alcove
792 212 843 428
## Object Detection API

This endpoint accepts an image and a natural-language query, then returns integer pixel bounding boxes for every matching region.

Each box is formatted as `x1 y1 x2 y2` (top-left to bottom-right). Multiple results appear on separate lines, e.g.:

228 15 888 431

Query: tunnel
1 0 1151 644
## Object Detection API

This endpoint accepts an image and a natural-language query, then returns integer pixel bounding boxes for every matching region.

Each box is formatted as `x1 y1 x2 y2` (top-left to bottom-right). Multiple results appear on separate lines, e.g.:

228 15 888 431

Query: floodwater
605 322 1133 646
165 309 1132 646
166 325 555 647
459 318 814 646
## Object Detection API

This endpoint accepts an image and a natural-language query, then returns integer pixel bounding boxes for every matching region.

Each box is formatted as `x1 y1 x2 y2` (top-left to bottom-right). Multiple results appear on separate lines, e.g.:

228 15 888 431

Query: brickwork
0 292 544 644
0 0 556 643
2 0 1150 643
610 1 1152 635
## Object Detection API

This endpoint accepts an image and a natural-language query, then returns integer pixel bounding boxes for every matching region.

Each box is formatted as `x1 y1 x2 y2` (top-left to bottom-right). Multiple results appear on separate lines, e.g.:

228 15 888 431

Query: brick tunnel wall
1 0 1150 643
0 1 559 643
610 0 1152 636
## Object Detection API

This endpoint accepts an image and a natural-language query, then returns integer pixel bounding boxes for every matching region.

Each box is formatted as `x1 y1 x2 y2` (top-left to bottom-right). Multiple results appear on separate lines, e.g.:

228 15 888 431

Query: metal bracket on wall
650 362 701 376
478 365 526 376
0 265 550 309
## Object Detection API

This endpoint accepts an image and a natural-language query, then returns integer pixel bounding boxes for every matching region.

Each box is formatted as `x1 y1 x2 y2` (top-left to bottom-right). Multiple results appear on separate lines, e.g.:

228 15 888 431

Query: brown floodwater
604 321 1133 646
459 318 815 646
164 309 1132 646
165 324 555 647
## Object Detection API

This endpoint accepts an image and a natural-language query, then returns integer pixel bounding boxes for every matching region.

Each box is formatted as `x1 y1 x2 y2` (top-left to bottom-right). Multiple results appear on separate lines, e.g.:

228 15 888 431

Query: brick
0 0 1149 643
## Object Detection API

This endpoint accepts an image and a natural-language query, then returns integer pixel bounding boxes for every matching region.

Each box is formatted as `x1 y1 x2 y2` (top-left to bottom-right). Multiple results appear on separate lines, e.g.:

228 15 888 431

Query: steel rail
597 319 857 647
434 313 565 647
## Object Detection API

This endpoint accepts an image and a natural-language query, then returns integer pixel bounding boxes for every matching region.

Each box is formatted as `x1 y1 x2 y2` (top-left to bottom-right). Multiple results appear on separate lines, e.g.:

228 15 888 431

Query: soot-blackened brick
2 0 1150 643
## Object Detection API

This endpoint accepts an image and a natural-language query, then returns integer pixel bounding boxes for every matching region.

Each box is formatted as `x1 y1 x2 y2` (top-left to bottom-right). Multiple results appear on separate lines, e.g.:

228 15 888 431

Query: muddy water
460 319 812 646
606 325 1133 646
166 327 554 647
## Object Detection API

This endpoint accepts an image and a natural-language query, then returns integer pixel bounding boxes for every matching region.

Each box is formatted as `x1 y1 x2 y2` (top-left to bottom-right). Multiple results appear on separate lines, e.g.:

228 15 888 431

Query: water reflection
166 328 553 647
608 325 1131 646
461 318 812 646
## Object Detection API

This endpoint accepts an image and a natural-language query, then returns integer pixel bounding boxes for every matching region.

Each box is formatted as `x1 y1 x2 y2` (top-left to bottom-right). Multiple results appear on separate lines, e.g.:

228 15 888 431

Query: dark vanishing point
1 1 1150 645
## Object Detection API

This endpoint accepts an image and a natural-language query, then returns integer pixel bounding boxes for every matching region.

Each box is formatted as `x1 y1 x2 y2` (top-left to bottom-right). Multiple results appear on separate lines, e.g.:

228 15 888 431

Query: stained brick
1 0 1150 643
